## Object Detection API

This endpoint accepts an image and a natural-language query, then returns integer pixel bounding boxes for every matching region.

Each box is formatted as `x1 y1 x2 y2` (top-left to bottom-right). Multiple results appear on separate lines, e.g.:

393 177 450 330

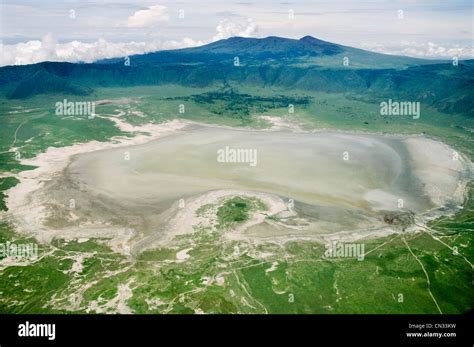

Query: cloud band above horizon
1 1 472 66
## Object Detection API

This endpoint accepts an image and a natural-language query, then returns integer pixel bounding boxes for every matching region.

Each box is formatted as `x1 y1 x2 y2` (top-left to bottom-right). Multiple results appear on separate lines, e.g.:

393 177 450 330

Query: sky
0 0 473 66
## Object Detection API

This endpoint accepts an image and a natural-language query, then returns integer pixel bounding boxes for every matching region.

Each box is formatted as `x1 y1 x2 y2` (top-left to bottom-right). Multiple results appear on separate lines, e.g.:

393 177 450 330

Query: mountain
105 35 432 68
179 35 343 57
6 69 91 99
0 36 472 116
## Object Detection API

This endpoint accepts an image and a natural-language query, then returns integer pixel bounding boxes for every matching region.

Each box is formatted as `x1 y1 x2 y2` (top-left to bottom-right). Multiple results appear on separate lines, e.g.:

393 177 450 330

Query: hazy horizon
1 0 473 66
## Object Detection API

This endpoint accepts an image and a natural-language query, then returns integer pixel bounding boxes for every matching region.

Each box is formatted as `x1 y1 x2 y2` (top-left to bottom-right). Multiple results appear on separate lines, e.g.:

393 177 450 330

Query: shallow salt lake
71 126 427 208
43 123 467 243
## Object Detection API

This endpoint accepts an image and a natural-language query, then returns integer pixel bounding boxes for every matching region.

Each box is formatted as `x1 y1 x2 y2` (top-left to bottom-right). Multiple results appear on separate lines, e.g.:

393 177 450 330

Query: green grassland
0 83 473 313
216 197 267 229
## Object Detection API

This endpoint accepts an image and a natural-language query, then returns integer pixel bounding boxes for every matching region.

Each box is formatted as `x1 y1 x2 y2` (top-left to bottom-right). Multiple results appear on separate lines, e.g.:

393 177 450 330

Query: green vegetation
0 95 127 171
0 176 19 211
216 197 266 229
167 86 311 122
0 223 127 313
427 182 474 234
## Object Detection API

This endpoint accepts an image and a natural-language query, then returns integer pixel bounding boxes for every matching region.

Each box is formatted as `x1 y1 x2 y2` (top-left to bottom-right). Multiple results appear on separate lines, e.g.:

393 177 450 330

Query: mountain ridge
0 36 472 117
113 35 435 67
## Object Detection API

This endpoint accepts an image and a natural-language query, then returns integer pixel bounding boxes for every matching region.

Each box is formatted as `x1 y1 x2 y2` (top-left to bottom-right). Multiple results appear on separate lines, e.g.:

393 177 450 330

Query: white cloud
0 34 202 66
125 4 169 28
213 18 258 41
0 18 260 66
360 41 474 59
3 28 473 67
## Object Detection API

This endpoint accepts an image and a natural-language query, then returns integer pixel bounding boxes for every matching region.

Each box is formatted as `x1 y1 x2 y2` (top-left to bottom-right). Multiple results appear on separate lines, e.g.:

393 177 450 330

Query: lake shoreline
3 115 473 252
